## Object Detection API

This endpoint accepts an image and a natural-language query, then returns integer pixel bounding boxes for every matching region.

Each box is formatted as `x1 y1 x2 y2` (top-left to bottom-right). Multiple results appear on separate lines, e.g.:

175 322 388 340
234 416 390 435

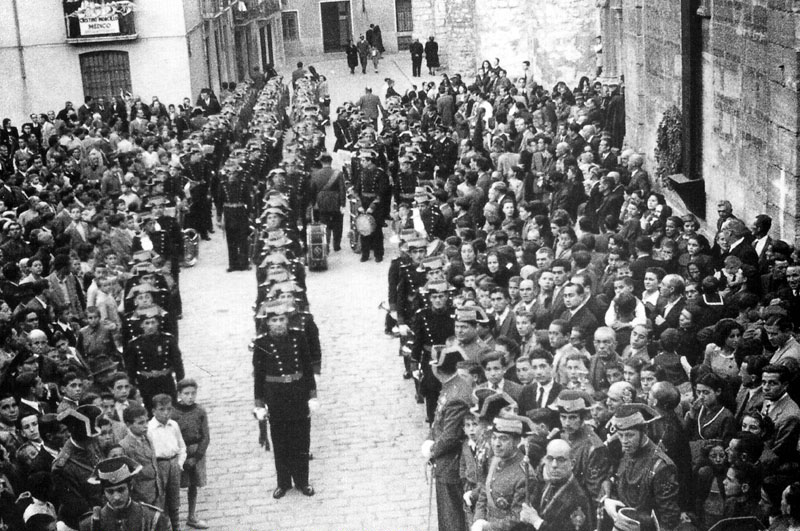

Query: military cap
474 391 517 422
257 300 290 318
470 387 497 417
414 186 435 202
125 283 158 299
259 252 290 267
549 389 592 413
357 149 378 160
406 237 428 250
137 306 162 319
88 456 142 486
454 305 489 324
610 403 660 431
131 261 158 275
399 229 421 243
419 280 454 295
268 280 303 298
417 255 447 273
263 207 286 218
490 417 530 436
258 269 291 287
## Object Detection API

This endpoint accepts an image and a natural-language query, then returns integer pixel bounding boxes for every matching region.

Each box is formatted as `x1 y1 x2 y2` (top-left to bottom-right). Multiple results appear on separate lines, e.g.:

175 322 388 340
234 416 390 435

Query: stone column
598 0 623 83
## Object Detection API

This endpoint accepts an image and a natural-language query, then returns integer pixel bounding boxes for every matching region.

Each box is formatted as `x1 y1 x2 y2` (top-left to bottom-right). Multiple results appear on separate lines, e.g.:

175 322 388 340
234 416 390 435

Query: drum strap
322 170 341 192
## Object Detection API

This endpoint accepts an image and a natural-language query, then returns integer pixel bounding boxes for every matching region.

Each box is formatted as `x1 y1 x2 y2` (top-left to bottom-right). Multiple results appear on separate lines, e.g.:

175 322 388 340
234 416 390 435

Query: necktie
763 401 772 416
491 383 498 390
537 386 545 407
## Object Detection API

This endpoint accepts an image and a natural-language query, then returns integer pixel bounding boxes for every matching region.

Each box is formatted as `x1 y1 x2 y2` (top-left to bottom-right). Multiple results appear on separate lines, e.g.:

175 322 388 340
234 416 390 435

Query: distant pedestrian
345 39 359 74
425 36 439 76
370 44 380 73
291 61 306 90
373 24 384 55
410 38 424 77
357 35 369 74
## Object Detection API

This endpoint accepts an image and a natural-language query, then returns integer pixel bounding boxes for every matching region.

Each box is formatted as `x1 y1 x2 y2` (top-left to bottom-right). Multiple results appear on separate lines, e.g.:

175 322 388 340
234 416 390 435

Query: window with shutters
281 11 299 41
395 0 413 32
79 51 132 100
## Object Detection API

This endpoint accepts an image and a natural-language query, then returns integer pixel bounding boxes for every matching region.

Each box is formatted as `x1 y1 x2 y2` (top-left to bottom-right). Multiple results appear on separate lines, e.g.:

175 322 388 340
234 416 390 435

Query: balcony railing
63 0 137 43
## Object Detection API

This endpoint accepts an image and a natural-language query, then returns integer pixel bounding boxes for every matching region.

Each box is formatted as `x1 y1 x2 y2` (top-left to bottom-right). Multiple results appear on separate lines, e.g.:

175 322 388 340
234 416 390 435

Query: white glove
421 439 434 459
471 519 489 531
308 398 320 415
253 407 267 421
398 324 411 336
463 491 473 507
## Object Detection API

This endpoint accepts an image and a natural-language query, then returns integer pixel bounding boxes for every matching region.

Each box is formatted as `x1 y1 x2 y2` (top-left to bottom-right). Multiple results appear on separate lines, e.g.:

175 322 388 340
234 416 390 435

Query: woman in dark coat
345 39 359 74
424 37 439 75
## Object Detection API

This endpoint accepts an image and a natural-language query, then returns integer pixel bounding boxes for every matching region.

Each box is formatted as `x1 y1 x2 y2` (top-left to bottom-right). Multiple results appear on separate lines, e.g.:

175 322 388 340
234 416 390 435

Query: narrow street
177 54 439 530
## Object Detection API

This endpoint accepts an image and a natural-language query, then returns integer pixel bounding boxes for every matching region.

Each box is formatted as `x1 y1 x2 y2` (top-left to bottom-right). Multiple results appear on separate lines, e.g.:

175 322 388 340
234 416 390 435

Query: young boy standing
149 394 186 531
119 404 161 506
170 379 210 529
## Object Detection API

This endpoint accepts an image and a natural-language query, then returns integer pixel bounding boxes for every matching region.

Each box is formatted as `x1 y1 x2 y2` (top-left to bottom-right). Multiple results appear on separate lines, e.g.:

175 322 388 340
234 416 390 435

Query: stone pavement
175 54 442 531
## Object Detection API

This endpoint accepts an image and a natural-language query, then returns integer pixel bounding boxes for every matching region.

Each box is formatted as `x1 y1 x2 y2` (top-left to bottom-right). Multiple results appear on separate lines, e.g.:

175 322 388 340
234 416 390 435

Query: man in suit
653 274 685 337
520 439 593 531
761 364 800 461
735 355 767 424
490 287 520 344
478 351 523 402
626 153 651 197
119 404 162 506
421 346 472 531
559 282 598 342
518 349 562 413
629 236 663 294
751 214 773 272
724 219 759 268
471 417 529 531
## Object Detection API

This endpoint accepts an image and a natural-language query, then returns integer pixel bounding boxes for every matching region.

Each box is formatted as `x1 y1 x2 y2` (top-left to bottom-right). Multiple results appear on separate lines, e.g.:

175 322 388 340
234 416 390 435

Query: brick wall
616 0 800 242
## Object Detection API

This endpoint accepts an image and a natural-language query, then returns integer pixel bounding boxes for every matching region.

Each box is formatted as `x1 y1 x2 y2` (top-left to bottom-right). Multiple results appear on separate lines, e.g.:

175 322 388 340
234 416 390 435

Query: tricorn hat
610 403 660 431
474 391 517 423
88 456 142 486
454 305 489 325
549 390 592 413
430 345 464 373
57 405 102 439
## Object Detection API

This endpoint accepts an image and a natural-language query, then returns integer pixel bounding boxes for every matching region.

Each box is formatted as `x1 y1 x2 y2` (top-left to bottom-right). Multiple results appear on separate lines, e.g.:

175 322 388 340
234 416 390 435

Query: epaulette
255 333 269 339
162 332 174 337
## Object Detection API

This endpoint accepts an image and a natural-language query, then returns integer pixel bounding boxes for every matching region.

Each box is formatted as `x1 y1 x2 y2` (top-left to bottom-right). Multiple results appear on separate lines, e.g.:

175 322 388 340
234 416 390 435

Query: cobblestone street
177 55 440 531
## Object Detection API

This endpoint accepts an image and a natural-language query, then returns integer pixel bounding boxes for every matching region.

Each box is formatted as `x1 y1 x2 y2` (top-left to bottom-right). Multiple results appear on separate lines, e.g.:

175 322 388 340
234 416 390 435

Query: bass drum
355 213 377 236
306 222 328 271
182 229 199 267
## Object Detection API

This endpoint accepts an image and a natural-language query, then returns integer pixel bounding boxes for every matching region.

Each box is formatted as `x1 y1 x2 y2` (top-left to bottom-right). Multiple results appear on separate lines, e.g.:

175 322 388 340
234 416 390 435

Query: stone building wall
412 0 596 87
614 0 800 242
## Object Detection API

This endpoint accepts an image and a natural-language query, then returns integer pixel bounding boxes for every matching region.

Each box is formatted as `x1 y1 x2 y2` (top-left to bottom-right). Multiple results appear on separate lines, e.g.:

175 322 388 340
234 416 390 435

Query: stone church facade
598 0 800 241
411 0 597 87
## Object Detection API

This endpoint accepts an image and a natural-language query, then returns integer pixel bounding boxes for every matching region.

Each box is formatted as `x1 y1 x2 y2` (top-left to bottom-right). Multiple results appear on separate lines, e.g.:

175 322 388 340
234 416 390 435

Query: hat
57 405 102 439
131 250 153 263
454 305 489 325
125 283 157 299
417 255 447 273
474 391 517 422
549 390 592 413
470 387 497 417
610 403 660 431
414 186 435 202
430 345 464 373
259 252 290 267
263 206 286 218
426 238 445 257
419 280 454 295
406 237 428 250
489 417 529 436
256 300 290 318
268 281 303 298
399 229 421 243
88 456 142 486
357 149 377 160
136 306 162 319
131 261 158 275
264 231 292 248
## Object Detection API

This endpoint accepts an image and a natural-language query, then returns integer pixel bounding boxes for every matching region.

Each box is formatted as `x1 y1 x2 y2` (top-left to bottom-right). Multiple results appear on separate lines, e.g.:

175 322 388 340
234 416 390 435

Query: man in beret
421 346 472 531
80 456 169 531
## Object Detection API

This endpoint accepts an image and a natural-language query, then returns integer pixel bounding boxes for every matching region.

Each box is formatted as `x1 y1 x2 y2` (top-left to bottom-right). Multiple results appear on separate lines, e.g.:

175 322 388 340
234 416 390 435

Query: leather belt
264 371 302 383
361 193 377 198
138 369 171 378
225 202 246 207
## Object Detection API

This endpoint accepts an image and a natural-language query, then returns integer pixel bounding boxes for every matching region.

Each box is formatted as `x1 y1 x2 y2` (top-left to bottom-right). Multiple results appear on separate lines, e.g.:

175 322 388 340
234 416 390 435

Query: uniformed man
411 280 455 423
52 405 105 530
354 149 390 262
446 305 491 365
421 345 472 531
414 186 448 241
219 162 252 272
252 300 317 499
80 456 169 531
603 403 681 531
123 307 184 408
394 156 419 205
470 416 529 531
550 390 611 503
386 229 418 336
269 281 321 374
520 439 593 531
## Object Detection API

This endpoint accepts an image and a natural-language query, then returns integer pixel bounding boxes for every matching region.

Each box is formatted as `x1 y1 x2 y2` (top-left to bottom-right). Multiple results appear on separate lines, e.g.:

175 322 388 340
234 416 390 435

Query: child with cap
170 378 209 529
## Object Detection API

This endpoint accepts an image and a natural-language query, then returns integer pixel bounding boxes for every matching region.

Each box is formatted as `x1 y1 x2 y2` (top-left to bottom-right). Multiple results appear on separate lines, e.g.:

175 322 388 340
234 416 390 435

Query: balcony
232 0 281 25
63 0 137 43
